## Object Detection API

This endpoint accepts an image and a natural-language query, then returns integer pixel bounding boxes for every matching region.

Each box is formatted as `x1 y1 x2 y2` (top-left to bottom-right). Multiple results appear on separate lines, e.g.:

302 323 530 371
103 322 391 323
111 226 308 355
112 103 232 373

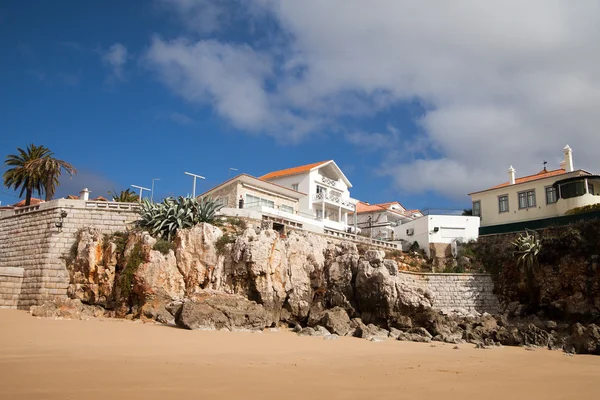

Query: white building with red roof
259 160 358 232
469 145 600 232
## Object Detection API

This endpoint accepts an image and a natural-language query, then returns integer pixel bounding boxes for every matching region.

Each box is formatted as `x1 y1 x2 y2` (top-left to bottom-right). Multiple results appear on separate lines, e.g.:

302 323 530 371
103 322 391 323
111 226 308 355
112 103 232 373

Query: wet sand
0 310 598 400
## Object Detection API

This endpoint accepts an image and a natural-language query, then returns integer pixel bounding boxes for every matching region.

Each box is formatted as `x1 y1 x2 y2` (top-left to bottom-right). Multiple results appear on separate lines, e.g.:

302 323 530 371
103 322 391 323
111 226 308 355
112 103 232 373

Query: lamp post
151 178 160 203
184 172 205 198
228 167 238 178
131 185 151 201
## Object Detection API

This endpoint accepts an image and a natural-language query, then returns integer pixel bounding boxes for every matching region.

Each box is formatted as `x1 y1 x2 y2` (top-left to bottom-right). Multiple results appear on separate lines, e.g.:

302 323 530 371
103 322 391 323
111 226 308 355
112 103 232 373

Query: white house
394 215 480 257
469 145 600 233
355 201 422 240
260 160 358 232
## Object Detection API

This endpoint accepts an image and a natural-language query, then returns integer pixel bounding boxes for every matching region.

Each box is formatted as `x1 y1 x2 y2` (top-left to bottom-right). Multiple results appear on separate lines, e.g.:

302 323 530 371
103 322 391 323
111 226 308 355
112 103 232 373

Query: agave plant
137 196 223 240
512 231 542 308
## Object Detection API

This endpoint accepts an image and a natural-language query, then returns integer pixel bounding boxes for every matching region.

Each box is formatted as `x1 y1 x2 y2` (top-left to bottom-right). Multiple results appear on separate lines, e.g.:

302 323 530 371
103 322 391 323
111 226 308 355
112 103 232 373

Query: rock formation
55 223 600 355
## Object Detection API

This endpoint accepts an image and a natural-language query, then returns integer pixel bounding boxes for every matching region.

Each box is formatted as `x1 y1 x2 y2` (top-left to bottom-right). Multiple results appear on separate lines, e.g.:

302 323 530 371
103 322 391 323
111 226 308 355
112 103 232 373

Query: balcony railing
313 193 354 208
321 175 339 187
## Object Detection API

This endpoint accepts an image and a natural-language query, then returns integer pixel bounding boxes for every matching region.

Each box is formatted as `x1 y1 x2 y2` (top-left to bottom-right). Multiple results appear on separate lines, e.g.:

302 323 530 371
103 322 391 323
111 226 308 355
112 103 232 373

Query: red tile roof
260 161 331 181
12 198 44 207
469 168 592 195
356 201 420 218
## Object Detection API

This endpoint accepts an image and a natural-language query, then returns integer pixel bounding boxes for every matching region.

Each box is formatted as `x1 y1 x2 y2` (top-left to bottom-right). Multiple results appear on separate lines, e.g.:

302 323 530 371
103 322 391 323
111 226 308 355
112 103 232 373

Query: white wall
264 173 312 214
394 215 480 256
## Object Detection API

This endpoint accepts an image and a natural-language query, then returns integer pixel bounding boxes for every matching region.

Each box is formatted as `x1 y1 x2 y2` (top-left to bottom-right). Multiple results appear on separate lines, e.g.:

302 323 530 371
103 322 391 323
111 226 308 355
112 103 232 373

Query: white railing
313 193 354 208
321 175 338 187
85 201 140 211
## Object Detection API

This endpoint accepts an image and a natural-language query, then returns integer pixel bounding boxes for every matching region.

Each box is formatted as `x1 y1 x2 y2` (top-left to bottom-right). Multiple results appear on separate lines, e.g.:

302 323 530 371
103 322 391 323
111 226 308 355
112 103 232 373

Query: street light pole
151 178 160 203
184 172 205 198
131 184 151 201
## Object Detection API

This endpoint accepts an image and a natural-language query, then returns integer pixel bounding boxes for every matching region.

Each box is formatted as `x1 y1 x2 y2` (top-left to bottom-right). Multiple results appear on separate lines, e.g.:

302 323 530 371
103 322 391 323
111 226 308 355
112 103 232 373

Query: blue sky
2 1 599 209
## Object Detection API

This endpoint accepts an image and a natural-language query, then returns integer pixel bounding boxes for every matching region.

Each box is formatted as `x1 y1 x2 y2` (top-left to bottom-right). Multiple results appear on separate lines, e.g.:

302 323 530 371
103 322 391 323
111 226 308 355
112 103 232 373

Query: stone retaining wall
0 199 138 309
0 267 24 309
399 271 499 314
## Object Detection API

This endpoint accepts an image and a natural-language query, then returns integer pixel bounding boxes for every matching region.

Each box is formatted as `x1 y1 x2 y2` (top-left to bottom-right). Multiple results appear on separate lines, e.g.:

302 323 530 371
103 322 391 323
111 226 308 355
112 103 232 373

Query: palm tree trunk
44 173 54 201
25 184 32 206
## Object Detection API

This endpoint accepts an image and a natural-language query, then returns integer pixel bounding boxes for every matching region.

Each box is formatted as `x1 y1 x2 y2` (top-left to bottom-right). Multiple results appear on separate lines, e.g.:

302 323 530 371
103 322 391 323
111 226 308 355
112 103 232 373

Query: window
316 209 323 219
588 183 594 195
498 195 509 213
281 205 294 214
472 201 481 217
559 181 586 199
545 187 557 204
316 185 326 194
291 184 299 191
245 194 275 209
518 190 536 209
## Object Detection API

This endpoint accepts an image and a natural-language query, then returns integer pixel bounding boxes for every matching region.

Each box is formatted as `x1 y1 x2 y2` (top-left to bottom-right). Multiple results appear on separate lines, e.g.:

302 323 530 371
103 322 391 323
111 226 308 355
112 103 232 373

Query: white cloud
147 0 600 198
143 36 323 141
102 43 128 81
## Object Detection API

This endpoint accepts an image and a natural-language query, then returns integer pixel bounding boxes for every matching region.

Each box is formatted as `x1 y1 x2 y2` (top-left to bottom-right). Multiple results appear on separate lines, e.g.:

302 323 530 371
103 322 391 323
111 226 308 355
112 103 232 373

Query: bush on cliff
137 196 223 240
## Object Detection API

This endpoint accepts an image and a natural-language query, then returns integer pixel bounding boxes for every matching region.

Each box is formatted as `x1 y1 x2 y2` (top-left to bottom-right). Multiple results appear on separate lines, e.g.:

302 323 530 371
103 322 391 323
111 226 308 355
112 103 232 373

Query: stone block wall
0 267 24 309
398 271 499 314
0 199 138 309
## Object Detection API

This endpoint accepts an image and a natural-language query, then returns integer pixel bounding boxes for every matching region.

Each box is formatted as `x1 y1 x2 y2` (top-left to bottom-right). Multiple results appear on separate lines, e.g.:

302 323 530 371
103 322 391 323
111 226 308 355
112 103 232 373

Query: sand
0 310 598 400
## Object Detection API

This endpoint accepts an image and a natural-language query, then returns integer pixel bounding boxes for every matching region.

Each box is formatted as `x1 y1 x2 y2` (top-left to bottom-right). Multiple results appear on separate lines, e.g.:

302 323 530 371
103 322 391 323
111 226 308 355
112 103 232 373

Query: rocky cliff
40 223 599 355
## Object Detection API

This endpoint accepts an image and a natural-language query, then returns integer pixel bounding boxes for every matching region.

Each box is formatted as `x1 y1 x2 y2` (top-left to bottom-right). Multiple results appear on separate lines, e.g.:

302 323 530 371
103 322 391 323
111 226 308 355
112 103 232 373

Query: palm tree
26 155 77 201
109 188 139 203
3 144 52 205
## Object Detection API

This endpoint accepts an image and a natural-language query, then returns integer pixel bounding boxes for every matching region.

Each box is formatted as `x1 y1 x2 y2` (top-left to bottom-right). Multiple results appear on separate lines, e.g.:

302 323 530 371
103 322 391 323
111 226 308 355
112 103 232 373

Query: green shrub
215 233 236 255
120 243 145 297
137 196 223 240
227 217 247 230
409 241 420 252
153 238 174 255
564 203 600 215
386 249 402 258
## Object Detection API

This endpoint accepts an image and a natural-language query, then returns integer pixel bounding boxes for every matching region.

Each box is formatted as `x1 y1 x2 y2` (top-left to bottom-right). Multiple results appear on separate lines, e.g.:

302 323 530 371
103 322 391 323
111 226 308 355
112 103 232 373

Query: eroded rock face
67 228 118 307
171 293 273 331
355 258 432 325
175 223 223 294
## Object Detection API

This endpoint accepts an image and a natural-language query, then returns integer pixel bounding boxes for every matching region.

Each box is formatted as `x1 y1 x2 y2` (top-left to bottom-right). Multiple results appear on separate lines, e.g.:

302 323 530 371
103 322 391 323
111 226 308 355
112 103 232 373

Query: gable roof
469 168 592 195
259 161 331 181
200 173 306 200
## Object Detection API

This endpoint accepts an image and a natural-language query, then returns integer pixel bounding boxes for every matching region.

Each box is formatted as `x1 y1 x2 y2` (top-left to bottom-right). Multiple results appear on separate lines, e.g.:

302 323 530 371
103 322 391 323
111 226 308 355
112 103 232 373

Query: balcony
313 193 355 209
320 174 339 188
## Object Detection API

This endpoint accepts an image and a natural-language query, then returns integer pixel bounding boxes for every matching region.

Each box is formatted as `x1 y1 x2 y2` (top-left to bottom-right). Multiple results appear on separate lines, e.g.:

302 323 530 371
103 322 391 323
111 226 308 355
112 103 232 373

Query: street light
184 172 205 198
228 167 238 178
131 185 151 200
151 178 160 203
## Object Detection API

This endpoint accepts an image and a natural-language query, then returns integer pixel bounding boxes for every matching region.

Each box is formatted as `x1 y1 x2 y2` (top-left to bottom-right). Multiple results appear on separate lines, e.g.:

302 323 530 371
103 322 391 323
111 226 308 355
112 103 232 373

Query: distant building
355 201 421 240
469 145 600 234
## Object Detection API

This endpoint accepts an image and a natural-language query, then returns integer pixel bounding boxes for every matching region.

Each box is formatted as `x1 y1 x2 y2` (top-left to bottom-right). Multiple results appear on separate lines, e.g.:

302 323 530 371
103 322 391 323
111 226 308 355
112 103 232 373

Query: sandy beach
0 310 598 400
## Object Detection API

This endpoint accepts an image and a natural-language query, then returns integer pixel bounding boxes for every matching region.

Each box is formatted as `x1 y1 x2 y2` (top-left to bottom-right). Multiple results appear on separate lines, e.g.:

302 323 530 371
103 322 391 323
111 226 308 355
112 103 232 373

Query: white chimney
563 145 574 173
508 166 516 185
79 188 90 201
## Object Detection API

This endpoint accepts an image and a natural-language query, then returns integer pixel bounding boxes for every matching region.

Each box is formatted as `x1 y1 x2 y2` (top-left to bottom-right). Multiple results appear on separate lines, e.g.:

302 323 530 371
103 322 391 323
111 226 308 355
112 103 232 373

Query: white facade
355 202 420 240
261 161 358 231
469 145 600 228
394 215 481 257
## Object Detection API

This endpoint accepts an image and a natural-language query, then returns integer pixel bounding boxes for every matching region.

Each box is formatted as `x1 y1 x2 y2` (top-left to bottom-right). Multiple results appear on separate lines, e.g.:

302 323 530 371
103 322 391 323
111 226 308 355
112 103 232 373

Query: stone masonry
398 271 499 314
0 267 23 309
0 199 138 309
